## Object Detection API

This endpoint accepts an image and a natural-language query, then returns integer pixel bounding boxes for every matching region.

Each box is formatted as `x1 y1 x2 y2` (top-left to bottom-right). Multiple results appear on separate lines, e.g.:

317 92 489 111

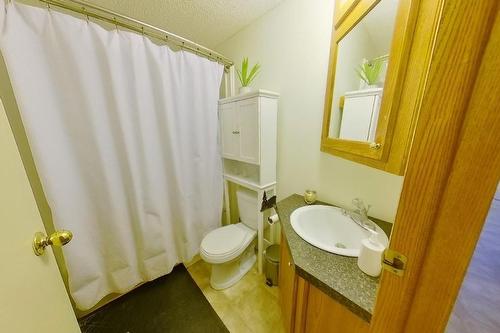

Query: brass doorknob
33 230 73 256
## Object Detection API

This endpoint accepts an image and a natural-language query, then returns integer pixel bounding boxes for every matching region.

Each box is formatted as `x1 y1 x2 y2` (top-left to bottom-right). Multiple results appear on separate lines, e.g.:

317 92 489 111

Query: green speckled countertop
276 194 392 322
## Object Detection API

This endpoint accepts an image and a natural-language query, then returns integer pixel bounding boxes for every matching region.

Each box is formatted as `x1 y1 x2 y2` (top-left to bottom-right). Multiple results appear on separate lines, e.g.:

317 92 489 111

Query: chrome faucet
342 198 377 233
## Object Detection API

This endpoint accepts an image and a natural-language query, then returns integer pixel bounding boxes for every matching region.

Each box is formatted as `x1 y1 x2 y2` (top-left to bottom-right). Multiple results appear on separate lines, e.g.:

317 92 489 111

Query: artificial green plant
355 58 384 86
237 57 261 87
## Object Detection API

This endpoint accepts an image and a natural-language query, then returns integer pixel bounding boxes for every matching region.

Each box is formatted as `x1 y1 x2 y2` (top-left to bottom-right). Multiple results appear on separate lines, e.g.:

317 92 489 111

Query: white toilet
200 187 257 290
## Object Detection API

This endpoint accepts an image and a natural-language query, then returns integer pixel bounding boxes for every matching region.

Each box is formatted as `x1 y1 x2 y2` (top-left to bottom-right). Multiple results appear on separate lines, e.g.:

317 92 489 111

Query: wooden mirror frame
334 0 360 28
321 0 418 174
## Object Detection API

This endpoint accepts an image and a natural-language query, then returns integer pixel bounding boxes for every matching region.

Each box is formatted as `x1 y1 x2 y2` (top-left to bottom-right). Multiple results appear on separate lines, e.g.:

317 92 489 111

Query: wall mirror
321 0 418 175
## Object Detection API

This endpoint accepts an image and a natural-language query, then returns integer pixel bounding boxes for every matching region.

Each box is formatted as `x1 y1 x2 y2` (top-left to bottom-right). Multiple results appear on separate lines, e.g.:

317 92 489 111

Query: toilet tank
236 187 258 230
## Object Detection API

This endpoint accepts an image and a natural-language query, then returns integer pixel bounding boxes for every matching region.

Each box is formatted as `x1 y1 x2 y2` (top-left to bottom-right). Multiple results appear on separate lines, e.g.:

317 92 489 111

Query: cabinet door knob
288 261 291 267
232 130 240 134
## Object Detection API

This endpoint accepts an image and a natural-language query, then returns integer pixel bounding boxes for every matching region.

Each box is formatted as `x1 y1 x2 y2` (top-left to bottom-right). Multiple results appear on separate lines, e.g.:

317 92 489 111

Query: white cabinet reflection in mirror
327 0 398 140
339 87 382 142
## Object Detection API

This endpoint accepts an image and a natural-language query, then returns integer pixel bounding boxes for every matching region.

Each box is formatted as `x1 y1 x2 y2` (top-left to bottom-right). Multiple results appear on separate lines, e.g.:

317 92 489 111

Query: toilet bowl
200 187 258 290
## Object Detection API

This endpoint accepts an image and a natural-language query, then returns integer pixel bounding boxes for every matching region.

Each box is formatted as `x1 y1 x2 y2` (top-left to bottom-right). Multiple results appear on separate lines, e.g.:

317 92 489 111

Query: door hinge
382 249 407 276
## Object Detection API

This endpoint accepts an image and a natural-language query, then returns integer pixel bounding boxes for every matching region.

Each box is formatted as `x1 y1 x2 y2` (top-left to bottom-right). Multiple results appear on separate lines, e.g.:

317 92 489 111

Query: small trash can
264 244 280 286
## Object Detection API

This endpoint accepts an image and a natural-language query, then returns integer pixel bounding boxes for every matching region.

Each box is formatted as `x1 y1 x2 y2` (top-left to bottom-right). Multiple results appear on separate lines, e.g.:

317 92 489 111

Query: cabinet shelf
223 173 276 191
219 89 279 104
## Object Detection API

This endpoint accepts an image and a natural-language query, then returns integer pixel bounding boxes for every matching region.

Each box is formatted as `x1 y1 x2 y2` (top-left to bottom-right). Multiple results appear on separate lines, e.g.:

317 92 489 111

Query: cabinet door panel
220 103 239 159
339 94 378 141
237 98 260 164
305 285 369 333
280 234 297 332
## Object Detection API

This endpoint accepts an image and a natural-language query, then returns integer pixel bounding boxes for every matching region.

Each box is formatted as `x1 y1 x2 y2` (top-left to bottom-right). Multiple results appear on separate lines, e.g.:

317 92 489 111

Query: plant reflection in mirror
355 58 384 86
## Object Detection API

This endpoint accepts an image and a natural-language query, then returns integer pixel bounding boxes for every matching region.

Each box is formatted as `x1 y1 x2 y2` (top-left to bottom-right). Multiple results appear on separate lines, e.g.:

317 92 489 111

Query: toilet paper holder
260 191 277 212
267 213 279 225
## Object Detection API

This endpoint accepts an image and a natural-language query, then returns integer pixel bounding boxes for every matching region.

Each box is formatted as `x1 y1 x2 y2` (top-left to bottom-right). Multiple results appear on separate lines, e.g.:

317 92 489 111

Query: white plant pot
360 82 381 90
239 86 253 94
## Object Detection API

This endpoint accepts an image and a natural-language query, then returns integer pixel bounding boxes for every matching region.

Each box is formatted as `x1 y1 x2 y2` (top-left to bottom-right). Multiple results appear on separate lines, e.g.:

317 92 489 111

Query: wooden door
370 1 499 332
0 101 80 332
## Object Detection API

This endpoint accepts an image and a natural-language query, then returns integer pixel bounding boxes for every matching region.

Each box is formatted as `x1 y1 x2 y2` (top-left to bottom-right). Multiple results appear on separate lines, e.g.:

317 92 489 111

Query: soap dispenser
357 232 386 277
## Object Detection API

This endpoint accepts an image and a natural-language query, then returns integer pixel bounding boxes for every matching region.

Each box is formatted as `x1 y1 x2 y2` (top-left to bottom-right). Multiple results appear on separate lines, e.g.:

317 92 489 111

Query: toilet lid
201 224 247 255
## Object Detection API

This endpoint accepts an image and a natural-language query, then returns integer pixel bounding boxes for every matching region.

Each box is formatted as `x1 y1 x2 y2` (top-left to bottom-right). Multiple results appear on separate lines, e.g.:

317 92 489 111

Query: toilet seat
200 223 256 264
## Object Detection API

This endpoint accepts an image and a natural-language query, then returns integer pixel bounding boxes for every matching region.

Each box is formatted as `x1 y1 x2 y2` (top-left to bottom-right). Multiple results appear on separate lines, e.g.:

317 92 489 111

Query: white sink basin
290 205 388 257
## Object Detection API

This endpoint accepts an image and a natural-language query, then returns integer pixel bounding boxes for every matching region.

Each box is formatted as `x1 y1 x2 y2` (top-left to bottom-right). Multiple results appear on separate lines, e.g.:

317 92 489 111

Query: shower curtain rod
34 0 234 68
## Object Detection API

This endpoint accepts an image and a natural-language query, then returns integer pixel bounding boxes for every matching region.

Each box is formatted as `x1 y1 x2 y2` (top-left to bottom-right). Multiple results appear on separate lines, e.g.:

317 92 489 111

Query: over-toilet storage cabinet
219 90 279 274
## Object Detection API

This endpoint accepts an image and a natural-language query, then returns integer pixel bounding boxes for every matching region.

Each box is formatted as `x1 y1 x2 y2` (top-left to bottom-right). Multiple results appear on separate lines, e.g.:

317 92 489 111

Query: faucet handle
352 198 371 216
352 198 365 210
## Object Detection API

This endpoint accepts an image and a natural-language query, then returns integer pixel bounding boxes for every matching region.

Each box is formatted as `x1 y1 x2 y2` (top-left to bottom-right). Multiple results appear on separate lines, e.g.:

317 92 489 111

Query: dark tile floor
79 265 229 333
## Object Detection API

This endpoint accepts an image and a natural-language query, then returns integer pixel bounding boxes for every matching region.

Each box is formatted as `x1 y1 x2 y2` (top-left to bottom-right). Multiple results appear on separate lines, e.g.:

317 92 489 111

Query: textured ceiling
87 0 284 48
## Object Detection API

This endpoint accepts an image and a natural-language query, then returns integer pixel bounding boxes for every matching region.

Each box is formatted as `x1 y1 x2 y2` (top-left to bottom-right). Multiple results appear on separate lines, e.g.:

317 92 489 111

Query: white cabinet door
220 102 239 159
368 95 382 141
237 98 260 164
339 94 377 141
0 102 80 333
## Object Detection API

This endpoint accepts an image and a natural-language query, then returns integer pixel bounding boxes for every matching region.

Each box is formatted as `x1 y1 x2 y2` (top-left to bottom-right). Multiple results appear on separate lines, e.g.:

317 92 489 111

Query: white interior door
0 102 80 333
237 98 260 164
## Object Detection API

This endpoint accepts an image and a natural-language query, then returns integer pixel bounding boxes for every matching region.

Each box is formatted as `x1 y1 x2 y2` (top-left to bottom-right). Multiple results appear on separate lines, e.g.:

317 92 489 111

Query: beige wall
216 0 404 222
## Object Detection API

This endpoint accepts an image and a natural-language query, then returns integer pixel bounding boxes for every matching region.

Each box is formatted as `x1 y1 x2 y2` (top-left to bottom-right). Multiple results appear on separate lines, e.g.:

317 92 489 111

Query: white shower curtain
0 1 224 310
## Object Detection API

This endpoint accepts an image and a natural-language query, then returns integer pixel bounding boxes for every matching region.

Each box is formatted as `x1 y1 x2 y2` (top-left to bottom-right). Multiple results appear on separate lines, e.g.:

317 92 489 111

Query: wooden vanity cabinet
304 285 369 333
280 233 370 333
279 234 297 332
